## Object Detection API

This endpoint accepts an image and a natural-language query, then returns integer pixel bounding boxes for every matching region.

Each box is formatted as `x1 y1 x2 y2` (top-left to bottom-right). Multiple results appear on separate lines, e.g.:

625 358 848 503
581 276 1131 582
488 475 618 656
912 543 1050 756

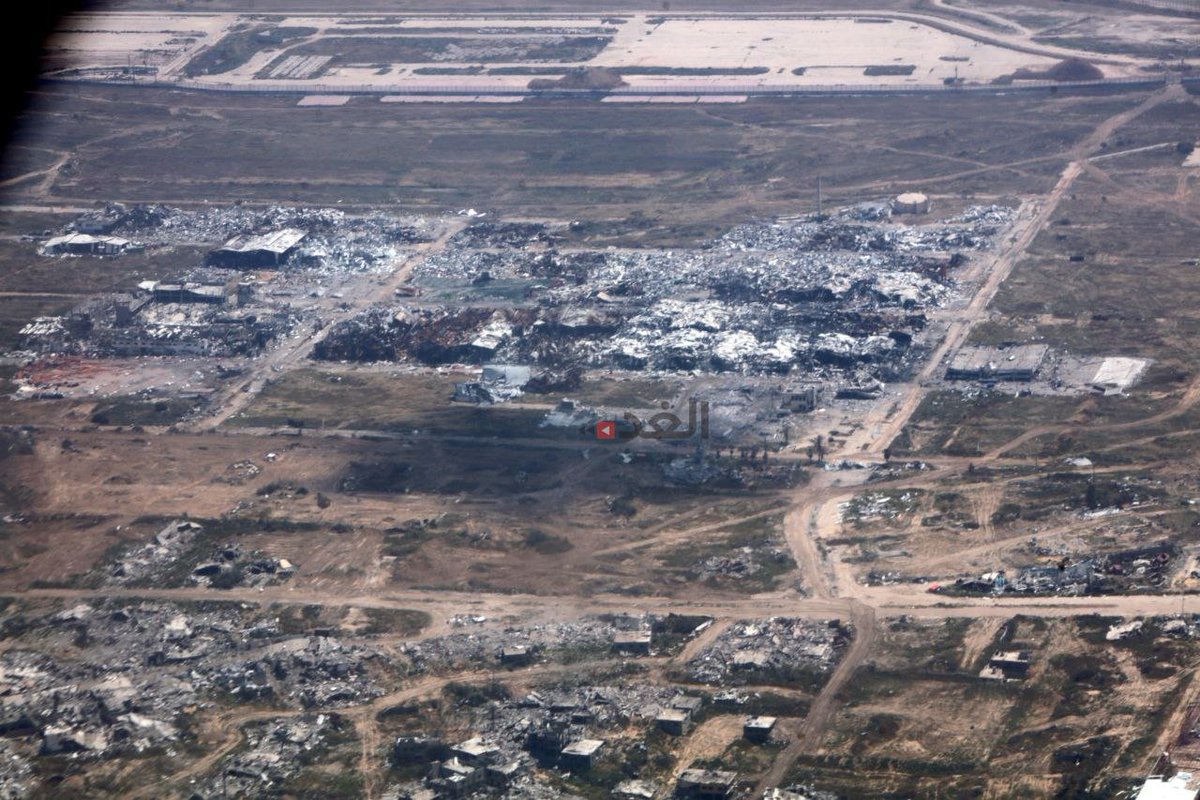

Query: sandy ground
47 13 230 71
591 17 1057 83
41 10 1157 97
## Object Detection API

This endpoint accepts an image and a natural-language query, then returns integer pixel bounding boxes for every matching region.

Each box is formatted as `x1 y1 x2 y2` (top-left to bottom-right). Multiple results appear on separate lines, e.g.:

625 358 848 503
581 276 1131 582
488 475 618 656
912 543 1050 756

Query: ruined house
676 769 737 800
41 233 134 257
209 228 307 268
560 739 604 771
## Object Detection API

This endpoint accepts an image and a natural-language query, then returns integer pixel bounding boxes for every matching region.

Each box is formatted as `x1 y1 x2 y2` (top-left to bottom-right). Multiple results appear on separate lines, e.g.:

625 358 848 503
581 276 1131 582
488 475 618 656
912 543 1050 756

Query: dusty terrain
0 1 1197 798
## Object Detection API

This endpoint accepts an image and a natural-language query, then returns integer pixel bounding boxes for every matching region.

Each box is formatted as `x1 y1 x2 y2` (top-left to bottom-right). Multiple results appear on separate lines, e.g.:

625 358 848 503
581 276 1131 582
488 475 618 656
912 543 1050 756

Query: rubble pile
107 519 204 585
944 205 1019 225
717 216 1002 253
495 777 588 800
0 647 192 758
189 541 295 589
213 460 262 486
391 682 686 799
71 202 441 275
327 207 1016 378
686 618 848 685
15 203 453 360
400 615 662 673
946 542 1179 597
104 519 296 590
0 599 392 765
464 683 683 755
18 289 299 359
0 741 31 799
210 635 385 708
839 490 922 525
191 714 346 800
692 546 791 582
446 221 557 249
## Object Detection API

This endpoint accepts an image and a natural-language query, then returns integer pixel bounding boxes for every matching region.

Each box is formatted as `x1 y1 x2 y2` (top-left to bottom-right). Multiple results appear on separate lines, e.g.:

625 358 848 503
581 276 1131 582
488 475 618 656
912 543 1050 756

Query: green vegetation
90 396 203 426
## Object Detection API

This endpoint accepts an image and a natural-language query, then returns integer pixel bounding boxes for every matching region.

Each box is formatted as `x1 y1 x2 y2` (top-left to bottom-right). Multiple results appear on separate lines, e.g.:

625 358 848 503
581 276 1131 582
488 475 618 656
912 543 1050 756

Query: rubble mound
1012 58 1104 82
320 207 1018 380
529 67 627 91
686 617 850 687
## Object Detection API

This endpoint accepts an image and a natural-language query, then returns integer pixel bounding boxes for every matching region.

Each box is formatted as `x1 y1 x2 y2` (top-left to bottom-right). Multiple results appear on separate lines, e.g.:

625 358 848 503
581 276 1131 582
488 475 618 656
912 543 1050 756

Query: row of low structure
396 708 777 800
40 227 308 269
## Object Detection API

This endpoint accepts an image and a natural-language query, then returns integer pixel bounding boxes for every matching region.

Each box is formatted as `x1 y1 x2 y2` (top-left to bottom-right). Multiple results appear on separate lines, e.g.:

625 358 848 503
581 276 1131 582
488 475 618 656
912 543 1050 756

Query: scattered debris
686 618 848 685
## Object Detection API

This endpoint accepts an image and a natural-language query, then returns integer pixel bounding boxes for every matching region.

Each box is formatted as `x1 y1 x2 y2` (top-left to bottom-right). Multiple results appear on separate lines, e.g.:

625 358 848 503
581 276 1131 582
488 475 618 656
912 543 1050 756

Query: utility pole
816 175 823 218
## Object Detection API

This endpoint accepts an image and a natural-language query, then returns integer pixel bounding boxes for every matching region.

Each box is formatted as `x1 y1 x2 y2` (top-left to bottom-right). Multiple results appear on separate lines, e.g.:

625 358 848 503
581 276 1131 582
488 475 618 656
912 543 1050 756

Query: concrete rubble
191 713 346 799
0 598 390 767
391 681 693 800
62 202 442 274
12 203 447 366
0 741 32 799
317 206 1017 382
947 540 1181 597
686 618 848 685
104 519 295 590
107 519 204 585
401 613 708 674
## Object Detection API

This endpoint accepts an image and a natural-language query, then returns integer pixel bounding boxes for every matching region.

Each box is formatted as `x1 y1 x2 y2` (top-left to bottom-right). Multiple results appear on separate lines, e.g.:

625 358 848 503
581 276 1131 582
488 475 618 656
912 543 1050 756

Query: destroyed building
18 277 295 358
148 280 230 305
208 228 309 268
315 206 1016 387
40 233 137 257
979 650 1032 681
686 618 848 687
946 344 1048 382
677 769 738 800
454 364 533 404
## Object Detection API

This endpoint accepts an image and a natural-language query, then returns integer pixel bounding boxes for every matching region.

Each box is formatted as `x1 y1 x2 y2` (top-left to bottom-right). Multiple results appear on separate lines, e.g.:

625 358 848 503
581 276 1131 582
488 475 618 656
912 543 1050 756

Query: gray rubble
322 205 1017 382
401 614 687 674
686 618 848 685
190 713 347 800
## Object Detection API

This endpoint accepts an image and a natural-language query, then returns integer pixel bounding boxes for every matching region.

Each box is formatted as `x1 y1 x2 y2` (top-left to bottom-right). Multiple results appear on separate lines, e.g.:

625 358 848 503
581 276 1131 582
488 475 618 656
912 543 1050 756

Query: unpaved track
190 218 466 432
753 599 876 795
749 83 1189 795
985 372 1200 459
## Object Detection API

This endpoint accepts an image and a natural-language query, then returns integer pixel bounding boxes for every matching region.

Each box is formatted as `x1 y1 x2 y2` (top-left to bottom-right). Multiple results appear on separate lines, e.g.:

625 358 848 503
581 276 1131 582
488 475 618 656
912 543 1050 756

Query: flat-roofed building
676 769 737 800
743 716 777 744
612 630 653 655
656 708 692 736
560 738 604 770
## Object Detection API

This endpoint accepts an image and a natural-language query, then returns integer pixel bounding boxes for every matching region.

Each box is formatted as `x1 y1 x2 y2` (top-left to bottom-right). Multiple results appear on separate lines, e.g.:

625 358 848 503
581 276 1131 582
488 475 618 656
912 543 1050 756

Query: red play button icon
596 420 617 440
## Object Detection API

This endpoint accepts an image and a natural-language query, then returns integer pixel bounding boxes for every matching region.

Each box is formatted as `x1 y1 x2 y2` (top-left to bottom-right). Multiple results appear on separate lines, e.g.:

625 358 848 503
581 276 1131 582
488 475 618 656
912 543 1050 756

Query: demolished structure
209 228 309 268
315 208 1018 383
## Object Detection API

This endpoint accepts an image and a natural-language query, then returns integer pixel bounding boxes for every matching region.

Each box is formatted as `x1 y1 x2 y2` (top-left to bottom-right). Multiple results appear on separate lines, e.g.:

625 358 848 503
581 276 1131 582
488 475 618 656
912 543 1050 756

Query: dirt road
189 218 465 432
749 83 1190 795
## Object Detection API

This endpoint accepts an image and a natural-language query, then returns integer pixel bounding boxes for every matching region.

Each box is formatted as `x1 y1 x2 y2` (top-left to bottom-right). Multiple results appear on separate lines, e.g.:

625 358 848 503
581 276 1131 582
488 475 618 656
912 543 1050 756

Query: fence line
45 74 1175 99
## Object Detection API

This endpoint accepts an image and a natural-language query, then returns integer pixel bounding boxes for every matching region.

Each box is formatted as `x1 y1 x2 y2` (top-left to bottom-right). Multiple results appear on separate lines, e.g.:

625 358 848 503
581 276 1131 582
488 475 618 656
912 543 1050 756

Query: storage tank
894 192 930 214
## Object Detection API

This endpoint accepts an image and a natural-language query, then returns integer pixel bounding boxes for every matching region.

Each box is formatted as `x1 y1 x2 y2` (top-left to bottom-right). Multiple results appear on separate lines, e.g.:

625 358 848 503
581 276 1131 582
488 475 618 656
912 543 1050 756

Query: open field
788 615 1196 798
0 83 1145 229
